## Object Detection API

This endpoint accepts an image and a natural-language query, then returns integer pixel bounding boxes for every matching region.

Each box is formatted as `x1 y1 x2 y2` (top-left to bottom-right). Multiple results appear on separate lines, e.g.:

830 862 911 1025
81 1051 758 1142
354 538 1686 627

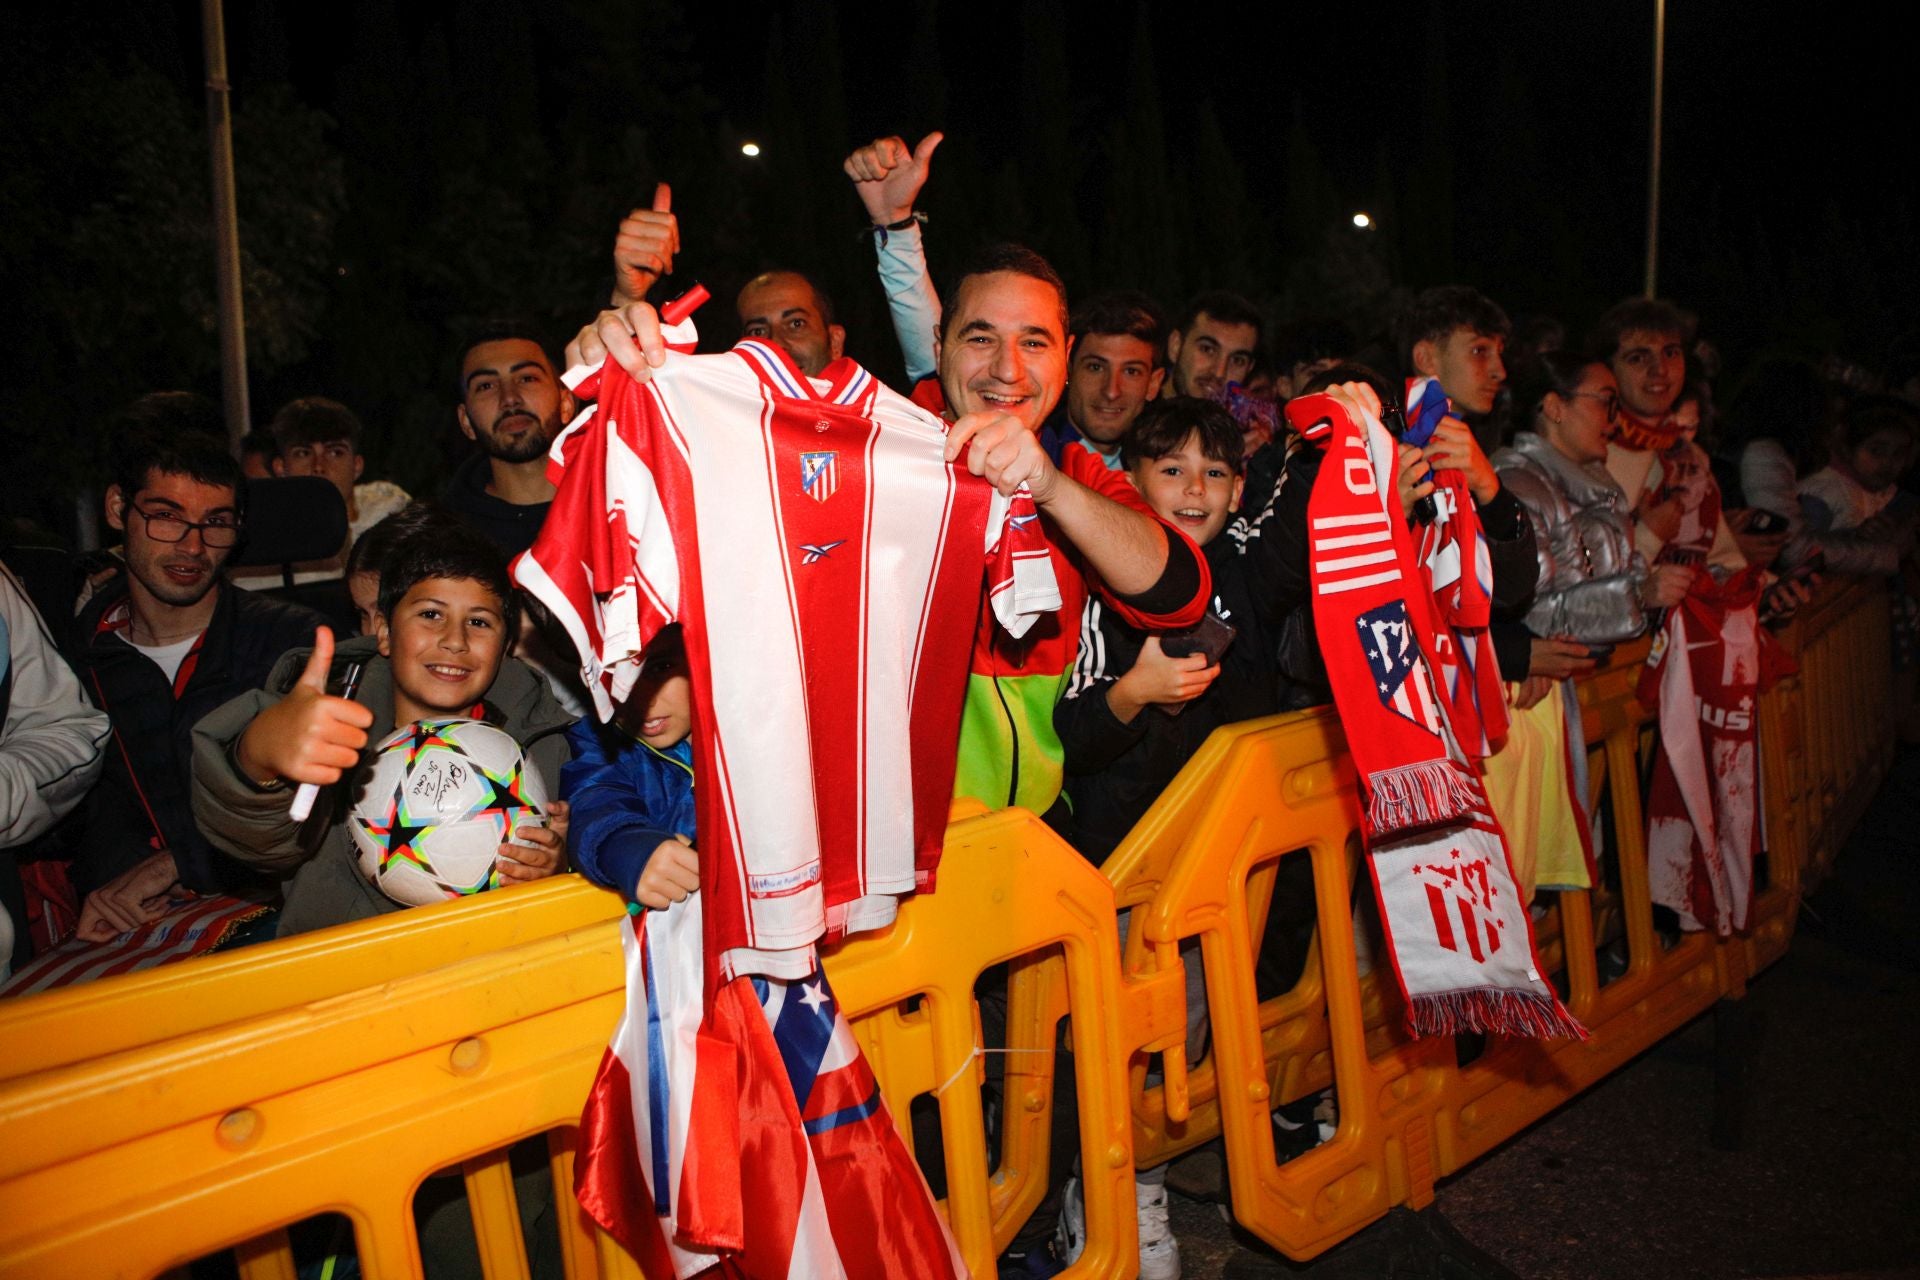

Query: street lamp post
1644 0 1666 299
201 0 249 452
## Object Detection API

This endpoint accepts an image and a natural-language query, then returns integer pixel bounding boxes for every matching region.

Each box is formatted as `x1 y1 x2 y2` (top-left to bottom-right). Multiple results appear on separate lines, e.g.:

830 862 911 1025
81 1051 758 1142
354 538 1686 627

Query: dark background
5 0 1912 536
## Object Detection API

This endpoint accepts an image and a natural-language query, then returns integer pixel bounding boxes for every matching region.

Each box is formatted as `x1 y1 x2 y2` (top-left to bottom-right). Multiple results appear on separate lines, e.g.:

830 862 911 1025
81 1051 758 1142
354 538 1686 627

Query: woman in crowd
1486 351 1688 899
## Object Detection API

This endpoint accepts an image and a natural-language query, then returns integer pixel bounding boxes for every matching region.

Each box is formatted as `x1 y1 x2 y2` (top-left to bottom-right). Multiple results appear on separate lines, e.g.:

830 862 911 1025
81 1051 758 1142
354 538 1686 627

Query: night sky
7 0 1913 530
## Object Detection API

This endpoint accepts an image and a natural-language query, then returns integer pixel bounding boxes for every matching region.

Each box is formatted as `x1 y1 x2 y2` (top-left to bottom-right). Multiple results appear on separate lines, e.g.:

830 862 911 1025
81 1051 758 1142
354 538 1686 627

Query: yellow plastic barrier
0 808 1137 1280
0 579 1895 1278
1103 577 1895 1260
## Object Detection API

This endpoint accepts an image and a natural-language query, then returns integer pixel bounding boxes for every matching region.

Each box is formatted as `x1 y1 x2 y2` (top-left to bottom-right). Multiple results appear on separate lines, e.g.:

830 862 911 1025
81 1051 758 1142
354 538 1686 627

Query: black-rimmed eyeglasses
131 505 243 548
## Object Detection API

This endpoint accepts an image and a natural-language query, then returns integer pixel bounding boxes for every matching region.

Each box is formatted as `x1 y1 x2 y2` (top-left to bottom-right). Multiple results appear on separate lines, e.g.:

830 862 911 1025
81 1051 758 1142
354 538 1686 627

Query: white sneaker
1054 1175 1087 1263
1136 1179 1181 1280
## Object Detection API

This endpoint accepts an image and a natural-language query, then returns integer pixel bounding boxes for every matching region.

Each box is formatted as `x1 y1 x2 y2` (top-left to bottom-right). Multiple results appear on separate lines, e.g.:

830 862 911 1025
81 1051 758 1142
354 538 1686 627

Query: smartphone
1744 509 1790 536
1584 643 1615 662
1159 610 1237 666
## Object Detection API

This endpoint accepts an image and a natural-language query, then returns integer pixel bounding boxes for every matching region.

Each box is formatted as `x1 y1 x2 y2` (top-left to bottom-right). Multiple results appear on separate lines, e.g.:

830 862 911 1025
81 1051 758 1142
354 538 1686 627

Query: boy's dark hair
940 242 1070 340
1171 290 1264 347
455 320 558 400
1585 296 1697 362
1395 285 1512 370
269 396 363 455
1121 399 1246 475
1271 316 1355 375
1838 394 1920 452
1070 290 1167 363
1297 361 1401 412
112 428 242 512
642 622 687 675
376 521 520 637
346 501 465 580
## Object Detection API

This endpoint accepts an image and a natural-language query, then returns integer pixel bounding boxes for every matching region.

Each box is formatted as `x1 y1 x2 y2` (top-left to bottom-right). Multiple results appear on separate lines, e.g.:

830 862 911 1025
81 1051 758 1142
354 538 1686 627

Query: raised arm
844 133 945 384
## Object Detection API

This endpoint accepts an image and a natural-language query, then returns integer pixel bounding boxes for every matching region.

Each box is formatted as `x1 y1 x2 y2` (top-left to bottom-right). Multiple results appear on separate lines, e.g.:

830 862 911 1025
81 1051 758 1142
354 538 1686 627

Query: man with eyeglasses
65 423 324 943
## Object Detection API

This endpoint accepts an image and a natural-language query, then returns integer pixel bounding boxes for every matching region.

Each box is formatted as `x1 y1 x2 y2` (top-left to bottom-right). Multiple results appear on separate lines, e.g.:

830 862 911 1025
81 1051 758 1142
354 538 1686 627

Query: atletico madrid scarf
1638 567 1790 935
1289 390 1583 1040
1404 378 1508 759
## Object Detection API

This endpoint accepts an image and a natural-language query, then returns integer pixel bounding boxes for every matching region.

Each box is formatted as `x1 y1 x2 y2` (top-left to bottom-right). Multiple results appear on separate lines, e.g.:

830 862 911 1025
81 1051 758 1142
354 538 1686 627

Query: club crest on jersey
1356 600 1442 733
800 539 846 564
801 450 839 503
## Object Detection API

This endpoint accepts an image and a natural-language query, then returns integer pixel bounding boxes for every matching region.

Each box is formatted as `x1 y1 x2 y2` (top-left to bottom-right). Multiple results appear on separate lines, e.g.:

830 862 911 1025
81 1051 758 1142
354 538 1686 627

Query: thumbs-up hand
843 132 942 226
235 627 376 789
611 182 681 306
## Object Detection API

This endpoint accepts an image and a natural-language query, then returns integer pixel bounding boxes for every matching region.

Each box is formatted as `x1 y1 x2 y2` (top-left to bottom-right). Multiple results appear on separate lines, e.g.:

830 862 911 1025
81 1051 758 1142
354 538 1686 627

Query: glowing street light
740 142 762 157
1352 212 1373 229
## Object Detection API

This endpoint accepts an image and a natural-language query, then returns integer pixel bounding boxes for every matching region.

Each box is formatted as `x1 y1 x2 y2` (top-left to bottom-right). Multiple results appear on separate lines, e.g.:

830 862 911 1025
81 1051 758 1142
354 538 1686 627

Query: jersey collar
733 340 876 413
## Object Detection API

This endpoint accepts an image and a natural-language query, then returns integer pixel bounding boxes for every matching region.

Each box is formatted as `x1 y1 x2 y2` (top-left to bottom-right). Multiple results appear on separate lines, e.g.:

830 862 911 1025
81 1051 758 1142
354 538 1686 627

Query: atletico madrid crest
800 450 839 503
1357 599 1442 734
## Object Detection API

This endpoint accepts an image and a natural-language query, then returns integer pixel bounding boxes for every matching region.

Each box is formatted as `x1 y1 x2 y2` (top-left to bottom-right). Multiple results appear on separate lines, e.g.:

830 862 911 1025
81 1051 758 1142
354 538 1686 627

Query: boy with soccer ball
191 520 576 936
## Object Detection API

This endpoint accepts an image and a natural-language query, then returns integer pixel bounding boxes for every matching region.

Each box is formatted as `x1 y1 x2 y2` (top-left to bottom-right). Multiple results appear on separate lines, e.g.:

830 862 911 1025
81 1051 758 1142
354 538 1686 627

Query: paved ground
1163 749 1920 1280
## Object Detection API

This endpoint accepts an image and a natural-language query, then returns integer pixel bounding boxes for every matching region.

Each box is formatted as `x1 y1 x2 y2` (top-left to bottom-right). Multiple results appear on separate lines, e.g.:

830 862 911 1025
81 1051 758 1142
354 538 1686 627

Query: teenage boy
271 397 412 544
1396 285 1511 454
558 624 700 909
191 523 574 936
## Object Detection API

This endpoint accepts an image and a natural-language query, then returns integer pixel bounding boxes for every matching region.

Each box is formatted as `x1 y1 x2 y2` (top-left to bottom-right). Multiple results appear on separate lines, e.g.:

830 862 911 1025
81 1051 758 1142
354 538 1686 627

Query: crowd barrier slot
0 579 1894 1277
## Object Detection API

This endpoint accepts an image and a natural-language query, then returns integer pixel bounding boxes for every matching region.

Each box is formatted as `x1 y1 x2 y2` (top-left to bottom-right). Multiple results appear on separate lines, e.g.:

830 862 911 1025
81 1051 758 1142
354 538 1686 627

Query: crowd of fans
3 131 1918 1280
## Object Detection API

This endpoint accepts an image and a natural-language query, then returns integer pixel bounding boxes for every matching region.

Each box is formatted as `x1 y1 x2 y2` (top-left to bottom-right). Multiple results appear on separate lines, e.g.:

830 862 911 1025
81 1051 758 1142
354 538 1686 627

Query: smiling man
444 325 577 559
1036 291 1168 468
67 423 324 942
1164 291 1264 400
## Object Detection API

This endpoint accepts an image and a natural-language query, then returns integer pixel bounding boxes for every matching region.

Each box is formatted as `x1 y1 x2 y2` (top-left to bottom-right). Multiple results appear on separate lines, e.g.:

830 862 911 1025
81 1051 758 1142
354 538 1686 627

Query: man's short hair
742 269 838 327
1585 296 1697 362
1069 290 1167 364
1171 290 1264 346
376 519 519 637
269 396 363 455
940 242 1070 341
1395 286 1512 370
239 429 279 464
111 427 242 510
1120 398 1246 475
455 321 558 399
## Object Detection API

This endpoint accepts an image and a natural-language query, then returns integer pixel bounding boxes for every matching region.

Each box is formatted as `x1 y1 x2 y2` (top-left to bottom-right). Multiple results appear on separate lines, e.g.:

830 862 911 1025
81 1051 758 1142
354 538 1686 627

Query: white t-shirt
124 633 199 685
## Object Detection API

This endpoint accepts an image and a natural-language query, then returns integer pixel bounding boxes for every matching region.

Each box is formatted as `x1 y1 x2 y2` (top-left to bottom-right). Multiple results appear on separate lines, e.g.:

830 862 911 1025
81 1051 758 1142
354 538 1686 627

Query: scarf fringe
1365 761 1480 836
1408 987 1589 1042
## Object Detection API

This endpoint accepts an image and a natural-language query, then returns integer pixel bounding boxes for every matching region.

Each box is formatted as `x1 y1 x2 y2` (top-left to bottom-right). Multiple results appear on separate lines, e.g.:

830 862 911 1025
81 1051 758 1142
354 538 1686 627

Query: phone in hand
1743 508 1791 536
1159 610 1237 666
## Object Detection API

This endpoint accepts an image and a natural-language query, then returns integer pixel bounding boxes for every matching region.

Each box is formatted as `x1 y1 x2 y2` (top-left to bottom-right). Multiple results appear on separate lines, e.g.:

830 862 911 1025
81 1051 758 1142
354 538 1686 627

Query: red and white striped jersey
515 339 1057 980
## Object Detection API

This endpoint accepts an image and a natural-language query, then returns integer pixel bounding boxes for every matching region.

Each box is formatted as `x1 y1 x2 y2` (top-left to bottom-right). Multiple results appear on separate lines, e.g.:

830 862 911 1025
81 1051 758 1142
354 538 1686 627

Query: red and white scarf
1405 377 1508 759
1638 567 1790 934
1290 390 1583 1040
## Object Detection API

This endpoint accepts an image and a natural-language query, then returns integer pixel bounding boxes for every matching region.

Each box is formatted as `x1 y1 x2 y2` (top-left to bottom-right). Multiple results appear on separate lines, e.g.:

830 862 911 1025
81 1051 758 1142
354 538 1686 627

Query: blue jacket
559 719 695 900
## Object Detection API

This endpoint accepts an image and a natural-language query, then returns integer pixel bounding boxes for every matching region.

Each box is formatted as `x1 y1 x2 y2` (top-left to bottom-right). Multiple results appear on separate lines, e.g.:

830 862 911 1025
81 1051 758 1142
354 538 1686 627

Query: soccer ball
349 718 549 907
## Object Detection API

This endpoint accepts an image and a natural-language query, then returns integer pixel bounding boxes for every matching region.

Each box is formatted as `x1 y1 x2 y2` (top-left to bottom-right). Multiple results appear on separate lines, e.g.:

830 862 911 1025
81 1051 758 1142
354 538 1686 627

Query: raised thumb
651 181 672 214
914 131 944 167
298 626 335 692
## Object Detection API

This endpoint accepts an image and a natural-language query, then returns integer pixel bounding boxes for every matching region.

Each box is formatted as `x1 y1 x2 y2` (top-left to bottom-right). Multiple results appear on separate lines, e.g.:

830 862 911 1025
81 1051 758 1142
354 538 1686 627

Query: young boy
1051 399 1299 1280
557 624 701 909
191 522 574 936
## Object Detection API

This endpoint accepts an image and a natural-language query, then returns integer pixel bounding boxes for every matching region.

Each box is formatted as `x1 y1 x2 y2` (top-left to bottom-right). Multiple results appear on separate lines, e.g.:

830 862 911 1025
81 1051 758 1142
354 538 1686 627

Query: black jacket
1054 532 1288 864
65 576 324 895
439 453 550 560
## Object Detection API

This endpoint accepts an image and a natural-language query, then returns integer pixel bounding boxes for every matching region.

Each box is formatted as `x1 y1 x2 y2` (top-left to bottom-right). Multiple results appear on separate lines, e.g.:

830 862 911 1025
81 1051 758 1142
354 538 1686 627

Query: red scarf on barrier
1638 568 1791 935
1290 390 1583 1040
